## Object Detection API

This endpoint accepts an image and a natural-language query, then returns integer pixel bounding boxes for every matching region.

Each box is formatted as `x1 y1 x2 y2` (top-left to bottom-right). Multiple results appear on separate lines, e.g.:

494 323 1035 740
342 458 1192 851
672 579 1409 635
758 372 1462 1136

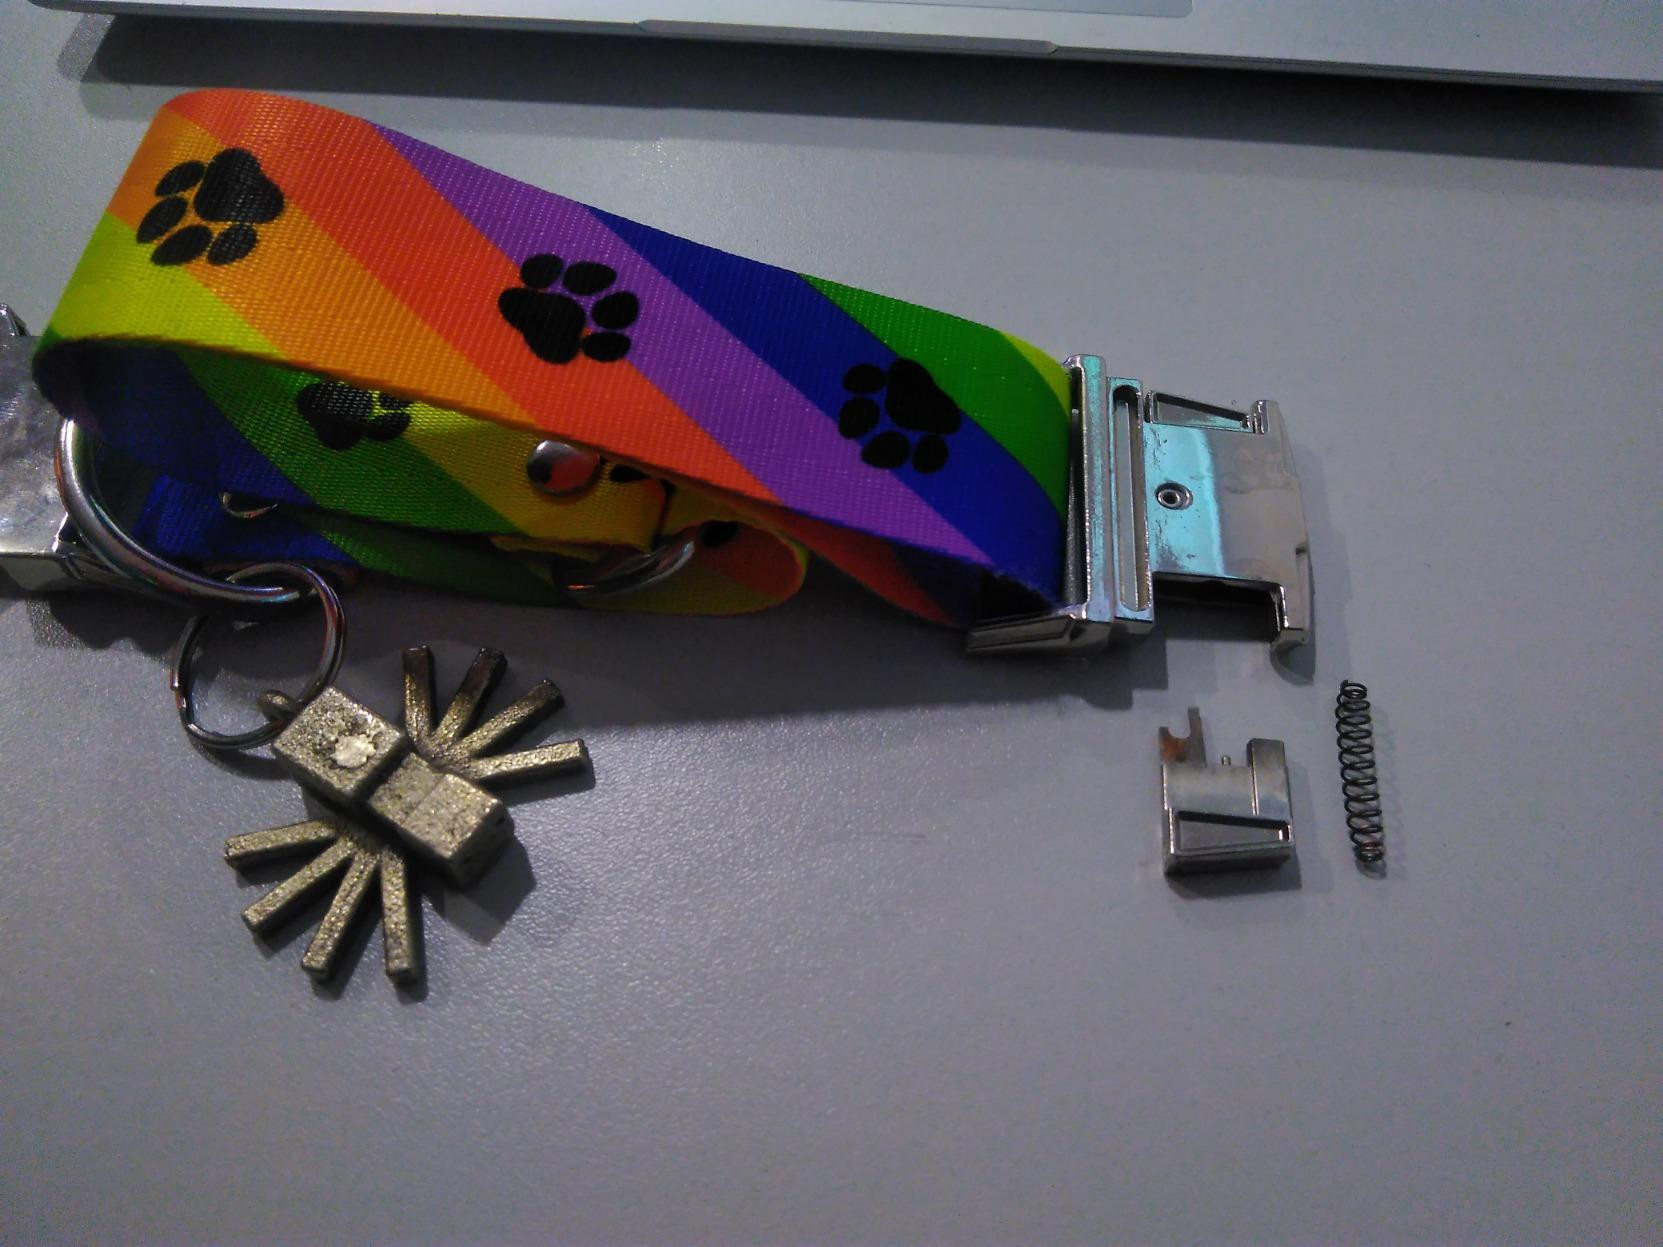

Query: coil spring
1335 680 1384 865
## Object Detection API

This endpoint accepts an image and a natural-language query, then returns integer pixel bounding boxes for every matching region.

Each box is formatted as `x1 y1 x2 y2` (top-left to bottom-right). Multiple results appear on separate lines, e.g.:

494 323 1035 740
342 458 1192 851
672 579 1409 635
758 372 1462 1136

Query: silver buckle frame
966 355 1312 655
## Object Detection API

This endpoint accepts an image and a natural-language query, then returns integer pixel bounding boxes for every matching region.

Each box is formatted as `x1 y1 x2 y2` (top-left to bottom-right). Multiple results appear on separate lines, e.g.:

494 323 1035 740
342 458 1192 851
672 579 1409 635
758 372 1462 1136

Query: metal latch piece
0 313 130 594
967 355 1312 655
1159 708 1293 874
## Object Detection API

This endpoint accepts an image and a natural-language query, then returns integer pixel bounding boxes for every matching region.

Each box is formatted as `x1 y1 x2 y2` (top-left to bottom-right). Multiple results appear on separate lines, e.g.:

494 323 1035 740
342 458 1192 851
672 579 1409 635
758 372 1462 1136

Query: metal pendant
166 586 589 986
224 646 586 986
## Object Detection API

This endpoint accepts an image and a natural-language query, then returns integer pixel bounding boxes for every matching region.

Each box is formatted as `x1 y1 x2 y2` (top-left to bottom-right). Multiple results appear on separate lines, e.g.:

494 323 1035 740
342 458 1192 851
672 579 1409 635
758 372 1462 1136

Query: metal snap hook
169 562 347 752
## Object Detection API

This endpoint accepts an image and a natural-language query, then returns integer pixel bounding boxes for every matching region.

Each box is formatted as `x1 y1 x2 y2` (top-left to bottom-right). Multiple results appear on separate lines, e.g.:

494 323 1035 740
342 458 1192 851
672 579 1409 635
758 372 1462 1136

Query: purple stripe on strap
378 127 987 567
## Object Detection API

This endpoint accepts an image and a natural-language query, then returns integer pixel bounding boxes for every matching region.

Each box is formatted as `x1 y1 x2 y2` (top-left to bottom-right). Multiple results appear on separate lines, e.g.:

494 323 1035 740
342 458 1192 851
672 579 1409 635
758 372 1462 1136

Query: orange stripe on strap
695 526 808 600
107 108 528 428
771 510 955 626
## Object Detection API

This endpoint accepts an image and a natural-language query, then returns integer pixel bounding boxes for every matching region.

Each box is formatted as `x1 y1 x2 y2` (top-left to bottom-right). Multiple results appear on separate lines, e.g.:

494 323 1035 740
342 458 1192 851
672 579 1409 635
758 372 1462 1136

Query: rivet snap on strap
525 439 602 496
29 91 1312 649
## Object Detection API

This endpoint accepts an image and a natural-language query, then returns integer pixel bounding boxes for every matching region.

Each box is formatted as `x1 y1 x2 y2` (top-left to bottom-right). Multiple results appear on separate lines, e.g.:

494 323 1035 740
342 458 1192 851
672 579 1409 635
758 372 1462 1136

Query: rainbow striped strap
32 90 1073 626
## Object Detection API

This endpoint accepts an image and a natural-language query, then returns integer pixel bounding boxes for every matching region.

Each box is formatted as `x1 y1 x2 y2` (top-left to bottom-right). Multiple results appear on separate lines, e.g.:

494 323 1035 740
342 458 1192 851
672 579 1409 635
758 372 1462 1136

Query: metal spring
1335 680 1385 865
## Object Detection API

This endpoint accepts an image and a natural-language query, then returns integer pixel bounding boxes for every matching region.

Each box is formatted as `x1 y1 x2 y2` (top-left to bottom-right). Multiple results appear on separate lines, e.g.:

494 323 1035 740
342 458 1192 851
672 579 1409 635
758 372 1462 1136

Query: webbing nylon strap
34 90 1072 625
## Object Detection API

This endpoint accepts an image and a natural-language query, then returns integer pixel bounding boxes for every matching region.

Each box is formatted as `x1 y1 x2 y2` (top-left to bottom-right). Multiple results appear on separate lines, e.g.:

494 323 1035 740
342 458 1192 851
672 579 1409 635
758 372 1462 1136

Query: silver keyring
57 418 302 613
170 563 346 752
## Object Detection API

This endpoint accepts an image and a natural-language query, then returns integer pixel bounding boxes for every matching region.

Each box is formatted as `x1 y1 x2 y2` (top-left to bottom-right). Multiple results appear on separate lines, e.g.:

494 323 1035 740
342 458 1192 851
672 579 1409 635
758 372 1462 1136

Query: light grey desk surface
2 7 1660 1244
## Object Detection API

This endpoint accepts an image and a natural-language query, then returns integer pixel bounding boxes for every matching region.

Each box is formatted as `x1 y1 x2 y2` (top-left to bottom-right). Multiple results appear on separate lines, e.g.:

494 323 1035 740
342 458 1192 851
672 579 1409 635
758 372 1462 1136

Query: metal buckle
966 355 1312 655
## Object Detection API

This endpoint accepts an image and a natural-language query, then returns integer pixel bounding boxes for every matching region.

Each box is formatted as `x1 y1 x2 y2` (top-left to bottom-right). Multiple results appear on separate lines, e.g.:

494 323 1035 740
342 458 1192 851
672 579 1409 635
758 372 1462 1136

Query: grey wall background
1 6 1659 1243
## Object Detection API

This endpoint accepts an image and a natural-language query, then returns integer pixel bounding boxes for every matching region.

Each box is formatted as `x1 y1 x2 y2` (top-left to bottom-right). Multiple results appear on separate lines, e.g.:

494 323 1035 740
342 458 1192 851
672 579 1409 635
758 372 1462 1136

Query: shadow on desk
63 12 1663 170
0 430 1351 726
1 562 1174 724
0 434 1351 726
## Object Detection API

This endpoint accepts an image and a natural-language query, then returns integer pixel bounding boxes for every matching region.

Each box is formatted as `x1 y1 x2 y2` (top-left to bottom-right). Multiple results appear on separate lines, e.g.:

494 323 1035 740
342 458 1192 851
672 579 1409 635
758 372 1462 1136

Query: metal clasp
0 310 144 596
966 355 1312 655
1 317 306 610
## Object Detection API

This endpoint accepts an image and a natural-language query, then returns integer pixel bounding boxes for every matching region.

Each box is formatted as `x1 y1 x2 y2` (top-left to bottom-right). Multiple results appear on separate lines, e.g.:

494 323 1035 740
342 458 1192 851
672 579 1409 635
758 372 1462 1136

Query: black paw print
297 382 413 451
136 149 285 267
837 358 962 473
498 254 639 364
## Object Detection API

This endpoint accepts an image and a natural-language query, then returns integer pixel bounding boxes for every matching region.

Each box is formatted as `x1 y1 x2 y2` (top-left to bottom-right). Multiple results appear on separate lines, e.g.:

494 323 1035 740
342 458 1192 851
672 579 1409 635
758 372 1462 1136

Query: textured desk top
2 7 1659 1243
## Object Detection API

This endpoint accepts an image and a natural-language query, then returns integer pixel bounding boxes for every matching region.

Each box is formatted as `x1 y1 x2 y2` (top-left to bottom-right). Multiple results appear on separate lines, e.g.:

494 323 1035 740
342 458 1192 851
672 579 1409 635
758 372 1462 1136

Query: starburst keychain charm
168 566 589 986
219 645 587 985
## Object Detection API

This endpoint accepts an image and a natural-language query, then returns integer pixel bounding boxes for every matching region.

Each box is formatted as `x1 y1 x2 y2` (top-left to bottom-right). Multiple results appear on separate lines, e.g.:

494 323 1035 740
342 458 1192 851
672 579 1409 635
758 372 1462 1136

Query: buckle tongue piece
1159 707 1294 874
966 355 1312 655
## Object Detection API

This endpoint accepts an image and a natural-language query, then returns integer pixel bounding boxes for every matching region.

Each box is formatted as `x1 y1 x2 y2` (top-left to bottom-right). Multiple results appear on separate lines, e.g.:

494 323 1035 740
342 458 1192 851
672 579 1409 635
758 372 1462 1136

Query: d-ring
56 418 302 613
560 530 700 599
170 563 346 752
